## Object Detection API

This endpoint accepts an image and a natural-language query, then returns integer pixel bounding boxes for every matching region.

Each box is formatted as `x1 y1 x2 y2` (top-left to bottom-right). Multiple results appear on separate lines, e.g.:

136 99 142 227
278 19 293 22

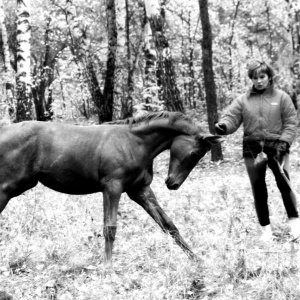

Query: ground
1 127 300 299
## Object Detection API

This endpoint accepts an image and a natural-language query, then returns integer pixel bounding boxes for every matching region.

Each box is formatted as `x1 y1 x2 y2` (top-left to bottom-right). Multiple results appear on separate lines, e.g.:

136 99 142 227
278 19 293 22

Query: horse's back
0 121 153 196
0 121 41 157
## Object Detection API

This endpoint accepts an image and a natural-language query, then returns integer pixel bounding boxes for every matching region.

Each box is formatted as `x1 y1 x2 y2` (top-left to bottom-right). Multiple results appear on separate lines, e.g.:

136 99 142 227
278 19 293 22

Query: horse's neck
132 123 183 157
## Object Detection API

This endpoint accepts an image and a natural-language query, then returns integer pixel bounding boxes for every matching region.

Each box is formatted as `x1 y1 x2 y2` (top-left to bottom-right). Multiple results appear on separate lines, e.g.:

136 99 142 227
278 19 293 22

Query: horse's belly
38 177 102 195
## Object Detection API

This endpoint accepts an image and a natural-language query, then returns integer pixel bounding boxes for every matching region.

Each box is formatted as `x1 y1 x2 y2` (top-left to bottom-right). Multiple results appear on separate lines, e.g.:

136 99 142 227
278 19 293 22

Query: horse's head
165 134 222 190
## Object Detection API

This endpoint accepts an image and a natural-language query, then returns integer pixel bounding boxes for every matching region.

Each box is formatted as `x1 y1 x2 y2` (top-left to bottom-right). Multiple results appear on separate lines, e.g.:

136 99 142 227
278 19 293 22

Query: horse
0 111 221 267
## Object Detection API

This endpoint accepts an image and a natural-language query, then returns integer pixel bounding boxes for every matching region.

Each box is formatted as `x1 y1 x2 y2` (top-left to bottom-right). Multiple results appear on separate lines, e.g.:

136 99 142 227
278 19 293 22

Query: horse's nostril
171 184 179 190
165 176 180 190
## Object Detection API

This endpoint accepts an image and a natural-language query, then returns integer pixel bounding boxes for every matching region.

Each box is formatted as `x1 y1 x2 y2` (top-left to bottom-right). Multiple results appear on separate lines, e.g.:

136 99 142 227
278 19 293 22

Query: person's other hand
275 140 289 161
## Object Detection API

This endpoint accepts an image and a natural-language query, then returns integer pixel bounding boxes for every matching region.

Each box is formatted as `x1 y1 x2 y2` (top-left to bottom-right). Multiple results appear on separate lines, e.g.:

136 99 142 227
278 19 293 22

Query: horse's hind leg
0 178 37 214
102 182 122 269
127 186 198 261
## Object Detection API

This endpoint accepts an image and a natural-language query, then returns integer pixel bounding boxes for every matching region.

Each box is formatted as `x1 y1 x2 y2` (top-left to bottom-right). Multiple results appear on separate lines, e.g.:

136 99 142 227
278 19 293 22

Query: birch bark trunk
0 0 15 118
16 0 32 121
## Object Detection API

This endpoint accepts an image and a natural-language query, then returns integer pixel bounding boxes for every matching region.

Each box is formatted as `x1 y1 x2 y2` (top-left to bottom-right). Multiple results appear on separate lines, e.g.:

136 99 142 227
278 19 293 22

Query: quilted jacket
220 85 298 146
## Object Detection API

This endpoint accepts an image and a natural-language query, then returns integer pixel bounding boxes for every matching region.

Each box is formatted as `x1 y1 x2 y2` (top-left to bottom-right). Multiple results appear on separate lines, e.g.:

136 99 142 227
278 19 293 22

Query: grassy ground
1 128 300 299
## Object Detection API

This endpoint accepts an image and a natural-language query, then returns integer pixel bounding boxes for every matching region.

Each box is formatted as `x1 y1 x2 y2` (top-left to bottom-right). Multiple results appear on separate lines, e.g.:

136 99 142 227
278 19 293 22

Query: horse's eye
190 152 199 159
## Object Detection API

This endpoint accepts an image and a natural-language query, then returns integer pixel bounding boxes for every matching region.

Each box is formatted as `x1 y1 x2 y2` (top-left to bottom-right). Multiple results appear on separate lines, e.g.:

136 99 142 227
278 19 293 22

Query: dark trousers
244 154 298 226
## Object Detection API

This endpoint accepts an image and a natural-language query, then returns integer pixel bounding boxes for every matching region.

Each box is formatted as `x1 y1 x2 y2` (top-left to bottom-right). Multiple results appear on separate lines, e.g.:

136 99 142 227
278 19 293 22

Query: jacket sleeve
280 92 298 145
220 96 243 134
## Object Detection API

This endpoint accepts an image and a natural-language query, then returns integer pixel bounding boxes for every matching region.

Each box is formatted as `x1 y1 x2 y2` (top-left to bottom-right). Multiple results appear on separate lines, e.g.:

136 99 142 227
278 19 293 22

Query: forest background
1 0 299 130
1 0 300 299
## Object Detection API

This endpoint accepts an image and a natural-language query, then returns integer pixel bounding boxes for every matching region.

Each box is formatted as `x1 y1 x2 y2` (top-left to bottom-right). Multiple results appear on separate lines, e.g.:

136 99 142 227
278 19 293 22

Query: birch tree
122 0 133 118
0 0 15 118
115 0 127 119
16 0 32 121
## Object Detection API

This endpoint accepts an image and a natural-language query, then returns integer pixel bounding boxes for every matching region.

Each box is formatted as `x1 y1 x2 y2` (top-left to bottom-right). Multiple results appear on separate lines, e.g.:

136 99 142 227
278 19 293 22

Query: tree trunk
16 0 32 122
286 0 300 56
85 58 103 116
144 16 158 107
199 0 223 161
63 0 103 121
227 0 240 90
265 2 274 62
145 0 184 112
286 0 300 109
31 14 62 121
113 0 126 119
187 12 196 109
31 69 54 121
101 0 117 123
121 0 133 119
0 0 15 118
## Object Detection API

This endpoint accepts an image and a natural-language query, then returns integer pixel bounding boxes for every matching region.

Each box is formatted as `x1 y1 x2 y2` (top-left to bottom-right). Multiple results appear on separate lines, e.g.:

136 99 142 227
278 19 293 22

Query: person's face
251 71 271 90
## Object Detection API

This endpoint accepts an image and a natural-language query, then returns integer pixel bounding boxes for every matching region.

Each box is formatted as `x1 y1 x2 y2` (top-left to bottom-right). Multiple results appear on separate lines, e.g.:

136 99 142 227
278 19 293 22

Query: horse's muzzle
165 177 180 190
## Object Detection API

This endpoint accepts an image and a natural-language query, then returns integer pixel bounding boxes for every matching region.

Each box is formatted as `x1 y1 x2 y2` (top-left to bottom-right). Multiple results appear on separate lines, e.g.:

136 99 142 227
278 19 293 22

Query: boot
288 217 300 240
259 224 273 242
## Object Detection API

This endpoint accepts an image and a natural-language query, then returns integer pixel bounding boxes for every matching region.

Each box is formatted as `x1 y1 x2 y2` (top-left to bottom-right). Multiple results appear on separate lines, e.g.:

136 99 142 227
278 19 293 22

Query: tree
114 0 126 119
165 1 202 109
62 0 103 121
101 0 117 122
143 1 160 110
62 0 119 123
286 0 300 104
227 0 240 90
53 0 136 123
31 7 67 121
184 11 197 109
16 0 32 122
145 0 184 112
199 0 223 161
286 0 300 56
0 0 15 118
1 0 297 131
122 0 134 119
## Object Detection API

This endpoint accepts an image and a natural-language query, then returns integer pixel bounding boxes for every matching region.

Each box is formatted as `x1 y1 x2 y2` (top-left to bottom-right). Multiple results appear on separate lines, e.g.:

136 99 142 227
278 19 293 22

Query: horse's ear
197 133 223 145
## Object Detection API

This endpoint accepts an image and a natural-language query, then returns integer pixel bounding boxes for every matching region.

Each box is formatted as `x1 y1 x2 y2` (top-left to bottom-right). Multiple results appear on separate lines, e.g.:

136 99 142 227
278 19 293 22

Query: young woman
215 60 300 242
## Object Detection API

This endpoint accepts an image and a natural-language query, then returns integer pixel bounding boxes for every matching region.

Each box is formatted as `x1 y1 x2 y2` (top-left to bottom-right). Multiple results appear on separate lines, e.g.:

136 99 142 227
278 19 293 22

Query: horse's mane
106 111 201 135
107 111 194 127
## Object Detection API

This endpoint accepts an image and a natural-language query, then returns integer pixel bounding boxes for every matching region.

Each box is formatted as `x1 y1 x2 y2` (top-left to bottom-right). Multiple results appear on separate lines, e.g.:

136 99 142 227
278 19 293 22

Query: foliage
1 124 300 299
1 0 299 122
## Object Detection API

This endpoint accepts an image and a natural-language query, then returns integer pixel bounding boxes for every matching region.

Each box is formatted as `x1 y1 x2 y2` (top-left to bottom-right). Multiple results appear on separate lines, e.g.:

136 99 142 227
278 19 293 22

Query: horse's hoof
188 253 203 264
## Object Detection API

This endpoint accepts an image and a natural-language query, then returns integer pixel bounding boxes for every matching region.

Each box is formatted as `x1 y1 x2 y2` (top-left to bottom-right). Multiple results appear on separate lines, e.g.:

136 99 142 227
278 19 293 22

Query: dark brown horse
0 111 221 267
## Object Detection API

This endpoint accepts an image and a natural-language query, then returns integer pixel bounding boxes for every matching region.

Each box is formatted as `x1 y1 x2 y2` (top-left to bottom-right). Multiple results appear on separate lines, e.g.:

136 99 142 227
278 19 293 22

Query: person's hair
247 60 275 83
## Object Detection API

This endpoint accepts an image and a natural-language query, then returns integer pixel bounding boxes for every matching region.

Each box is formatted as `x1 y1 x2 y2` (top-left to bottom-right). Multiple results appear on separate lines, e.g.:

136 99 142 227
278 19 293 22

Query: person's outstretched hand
215 123 227 135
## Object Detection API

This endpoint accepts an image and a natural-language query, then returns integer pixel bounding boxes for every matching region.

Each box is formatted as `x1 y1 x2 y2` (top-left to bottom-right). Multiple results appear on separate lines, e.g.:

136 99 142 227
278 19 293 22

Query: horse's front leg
127 186 199 261
102 181 122 269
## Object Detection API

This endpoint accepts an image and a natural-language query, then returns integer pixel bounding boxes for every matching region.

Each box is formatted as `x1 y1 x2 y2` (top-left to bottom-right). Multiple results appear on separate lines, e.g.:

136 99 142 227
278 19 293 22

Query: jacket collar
247 84 275 98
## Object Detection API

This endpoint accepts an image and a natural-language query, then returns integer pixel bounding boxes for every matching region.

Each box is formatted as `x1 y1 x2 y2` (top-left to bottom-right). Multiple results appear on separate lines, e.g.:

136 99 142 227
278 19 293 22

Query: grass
1 128 300 299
